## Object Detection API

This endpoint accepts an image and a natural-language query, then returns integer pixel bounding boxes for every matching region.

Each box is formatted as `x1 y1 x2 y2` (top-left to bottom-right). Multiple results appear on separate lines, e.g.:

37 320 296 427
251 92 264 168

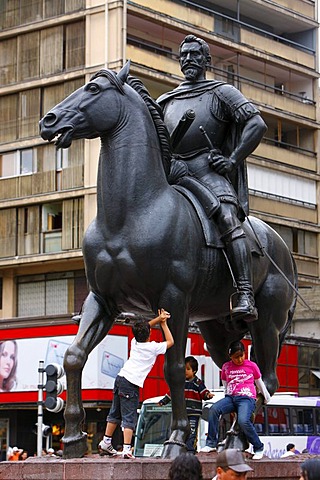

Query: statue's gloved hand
209 151 236 175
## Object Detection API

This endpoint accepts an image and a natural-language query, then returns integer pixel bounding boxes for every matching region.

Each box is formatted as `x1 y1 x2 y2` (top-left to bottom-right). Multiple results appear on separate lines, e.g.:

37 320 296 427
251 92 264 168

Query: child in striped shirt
159 355 214 453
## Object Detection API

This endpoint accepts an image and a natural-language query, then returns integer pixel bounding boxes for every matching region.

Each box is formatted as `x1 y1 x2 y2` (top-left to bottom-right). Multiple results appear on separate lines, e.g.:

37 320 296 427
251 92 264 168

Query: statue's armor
158 77 261 323
163 88 229 156
159 82 259 206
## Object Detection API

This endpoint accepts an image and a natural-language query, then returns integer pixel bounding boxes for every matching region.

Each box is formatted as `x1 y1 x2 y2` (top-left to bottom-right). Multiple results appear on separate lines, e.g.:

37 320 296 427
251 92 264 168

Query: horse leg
62 292 115 458
161 299 190 459
249 303 284 398
198 318 247 369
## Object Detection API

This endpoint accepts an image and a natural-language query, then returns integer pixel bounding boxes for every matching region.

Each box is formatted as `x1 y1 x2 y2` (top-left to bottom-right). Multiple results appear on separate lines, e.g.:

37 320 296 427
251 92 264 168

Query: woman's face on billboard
0 341 16 380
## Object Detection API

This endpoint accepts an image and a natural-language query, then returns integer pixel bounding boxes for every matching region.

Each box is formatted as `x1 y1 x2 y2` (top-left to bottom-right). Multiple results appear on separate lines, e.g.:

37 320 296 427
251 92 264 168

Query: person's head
19 450 28 460
0 340 18 391
300 458 320 480
228 341 246 366
179 34 211 82
132 319 151 343
169 452 203 480
286 443 295 452
185 355 198 380
215 448 253 480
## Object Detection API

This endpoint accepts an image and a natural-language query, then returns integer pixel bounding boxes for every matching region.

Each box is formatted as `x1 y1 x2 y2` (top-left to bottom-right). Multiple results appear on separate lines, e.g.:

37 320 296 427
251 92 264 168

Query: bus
133 392 320 458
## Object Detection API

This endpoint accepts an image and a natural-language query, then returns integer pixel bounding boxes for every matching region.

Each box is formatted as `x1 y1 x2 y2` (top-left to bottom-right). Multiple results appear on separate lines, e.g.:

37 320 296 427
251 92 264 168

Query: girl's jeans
205 395 264 452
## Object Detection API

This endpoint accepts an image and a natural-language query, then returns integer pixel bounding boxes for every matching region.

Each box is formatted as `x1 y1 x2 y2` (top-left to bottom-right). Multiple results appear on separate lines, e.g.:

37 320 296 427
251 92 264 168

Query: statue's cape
158 80 249 217
157 80 225 104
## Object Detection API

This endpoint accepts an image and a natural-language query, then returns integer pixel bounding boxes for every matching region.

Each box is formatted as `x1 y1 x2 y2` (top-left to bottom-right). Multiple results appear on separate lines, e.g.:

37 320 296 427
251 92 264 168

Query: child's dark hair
300 459 320 480
228 341 245 356
169 452 203 480
185 356 198 373
132 319 151 342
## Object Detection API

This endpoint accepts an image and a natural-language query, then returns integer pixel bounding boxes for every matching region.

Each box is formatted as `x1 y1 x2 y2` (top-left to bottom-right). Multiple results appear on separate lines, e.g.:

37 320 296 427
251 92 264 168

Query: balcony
259 0 315 18
240 29 315 70
249 194 317 224
254 143 316 172
240 83 316 121
128 44 317 124
128 0 317 70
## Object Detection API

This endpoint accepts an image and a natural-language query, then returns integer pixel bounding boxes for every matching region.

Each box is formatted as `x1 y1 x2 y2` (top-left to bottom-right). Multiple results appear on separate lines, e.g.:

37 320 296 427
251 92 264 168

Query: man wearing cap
212 449 253 480
8 446 23 461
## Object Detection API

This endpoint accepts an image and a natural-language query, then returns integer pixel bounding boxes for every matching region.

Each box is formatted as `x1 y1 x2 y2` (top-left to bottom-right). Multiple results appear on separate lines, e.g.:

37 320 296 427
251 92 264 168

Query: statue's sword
170 109 195 150
199 125 312 311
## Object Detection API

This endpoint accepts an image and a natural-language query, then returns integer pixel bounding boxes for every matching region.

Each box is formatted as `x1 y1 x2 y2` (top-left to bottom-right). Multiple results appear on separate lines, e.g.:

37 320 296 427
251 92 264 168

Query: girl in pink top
200 341 270 459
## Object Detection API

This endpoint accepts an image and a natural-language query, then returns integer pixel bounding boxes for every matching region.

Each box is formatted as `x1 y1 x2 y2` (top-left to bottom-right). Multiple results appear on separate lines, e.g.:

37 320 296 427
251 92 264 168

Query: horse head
39 62 131 148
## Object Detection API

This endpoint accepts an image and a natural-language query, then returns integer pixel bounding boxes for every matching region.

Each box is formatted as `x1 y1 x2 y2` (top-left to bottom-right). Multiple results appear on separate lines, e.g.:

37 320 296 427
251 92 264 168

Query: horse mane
90 70 171 176
127 75 171 177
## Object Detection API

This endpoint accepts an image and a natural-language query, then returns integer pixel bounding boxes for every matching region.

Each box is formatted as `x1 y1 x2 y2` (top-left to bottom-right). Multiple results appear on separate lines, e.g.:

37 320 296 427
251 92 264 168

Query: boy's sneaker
252 449 264 460
199 446 216 453
121 450 134 459
98 441 118 456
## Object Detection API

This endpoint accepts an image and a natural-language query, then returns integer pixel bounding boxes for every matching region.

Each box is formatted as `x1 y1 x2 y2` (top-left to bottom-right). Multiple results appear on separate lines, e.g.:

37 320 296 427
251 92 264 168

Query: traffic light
42 424 53 437
44 363 65 413
34 423 52 437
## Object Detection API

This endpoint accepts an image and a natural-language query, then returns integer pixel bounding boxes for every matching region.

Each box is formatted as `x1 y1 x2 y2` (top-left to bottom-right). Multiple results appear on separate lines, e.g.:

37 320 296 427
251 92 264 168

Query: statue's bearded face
179 41 207 81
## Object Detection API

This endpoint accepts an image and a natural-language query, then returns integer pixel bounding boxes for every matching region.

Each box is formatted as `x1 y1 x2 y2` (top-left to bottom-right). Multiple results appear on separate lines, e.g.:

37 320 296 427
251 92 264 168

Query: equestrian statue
39 35 297 459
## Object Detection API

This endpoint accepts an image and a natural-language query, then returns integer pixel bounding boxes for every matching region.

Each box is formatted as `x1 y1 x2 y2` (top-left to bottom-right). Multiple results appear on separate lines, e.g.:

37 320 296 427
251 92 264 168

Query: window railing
128 39 316 107
249 189 316 209
171 0 316 55
261 137 316 158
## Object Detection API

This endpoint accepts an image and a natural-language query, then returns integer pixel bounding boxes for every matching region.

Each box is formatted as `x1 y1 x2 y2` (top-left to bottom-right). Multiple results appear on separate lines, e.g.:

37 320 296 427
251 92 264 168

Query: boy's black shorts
107 375 139 430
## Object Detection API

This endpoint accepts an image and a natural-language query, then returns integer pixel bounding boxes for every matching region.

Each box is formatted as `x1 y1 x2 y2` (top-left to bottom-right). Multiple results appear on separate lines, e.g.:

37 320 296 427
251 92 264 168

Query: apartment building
0 0 319 454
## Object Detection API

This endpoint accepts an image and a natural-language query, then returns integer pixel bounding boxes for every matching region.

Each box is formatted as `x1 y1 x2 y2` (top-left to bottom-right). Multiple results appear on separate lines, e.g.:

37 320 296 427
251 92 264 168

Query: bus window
266 406 289 434
254 407 266 435
316 409 320 435
292 408 314 435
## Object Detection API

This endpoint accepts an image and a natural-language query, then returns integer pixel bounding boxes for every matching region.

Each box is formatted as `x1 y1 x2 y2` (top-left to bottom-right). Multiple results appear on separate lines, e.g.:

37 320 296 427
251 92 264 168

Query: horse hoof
161 440 187 459
62 432 88 458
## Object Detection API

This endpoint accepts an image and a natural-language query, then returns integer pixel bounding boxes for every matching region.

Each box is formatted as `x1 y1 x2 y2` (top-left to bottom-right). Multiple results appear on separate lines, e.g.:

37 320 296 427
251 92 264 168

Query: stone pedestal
0 453 307 480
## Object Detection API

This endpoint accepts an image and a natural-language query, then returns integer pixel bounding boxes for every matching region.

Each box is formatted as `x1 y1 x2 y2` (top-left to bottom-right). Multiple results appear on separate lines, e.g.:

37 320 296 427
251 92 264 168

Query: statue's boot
225 237 258 322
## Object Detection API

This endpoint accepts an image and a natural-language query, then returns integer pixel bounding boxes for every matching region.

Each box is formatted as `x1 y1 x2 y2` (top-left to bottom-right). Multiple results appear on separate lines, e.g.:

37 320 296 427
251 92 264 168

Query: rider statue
157 34 267 323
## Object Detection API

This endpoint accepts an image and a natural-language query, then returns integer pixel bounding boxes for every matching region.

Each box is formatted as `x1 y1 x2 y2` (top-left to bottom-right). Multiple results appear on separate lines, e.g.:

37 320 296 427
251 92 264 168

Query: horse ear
117 60 131 84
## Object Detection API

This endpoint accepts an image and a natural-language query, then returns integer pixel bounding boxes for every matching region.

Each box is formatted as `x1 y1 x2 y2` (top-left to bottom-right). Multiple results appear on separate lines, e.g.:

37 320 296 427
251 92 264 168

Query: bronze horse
39 63 297 459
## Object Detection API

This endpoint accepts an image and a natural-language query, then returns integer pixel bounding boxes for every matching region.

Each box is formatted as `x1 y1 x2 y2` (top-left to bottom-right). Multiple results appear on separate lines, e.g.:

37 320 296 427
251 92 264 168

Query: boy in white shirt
99 308 174 458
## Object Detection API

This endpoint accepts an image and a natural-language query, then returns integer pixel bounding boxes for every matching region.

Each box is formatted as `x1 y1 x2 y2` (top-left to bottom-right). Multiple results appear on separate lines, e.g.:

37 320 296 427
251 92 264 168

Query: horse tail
278 252 298 356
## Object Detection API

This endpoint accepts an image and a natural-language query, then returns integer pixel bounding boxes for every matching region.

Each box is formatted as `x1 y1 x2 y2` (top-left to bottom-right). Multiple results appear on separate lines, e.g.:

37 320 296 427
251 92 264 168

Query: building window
0 37 17 85
42 203 62 253
18 31 40 81
19 89 41 138
17 271 87 317
0 22 84 88
65 21 85 70
0 152 17 178
0 94 18 142
0 0 85 30
268 223 317 257
248 164 316 206
0 149 35 178
0 79 84 144
298 345 320 396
